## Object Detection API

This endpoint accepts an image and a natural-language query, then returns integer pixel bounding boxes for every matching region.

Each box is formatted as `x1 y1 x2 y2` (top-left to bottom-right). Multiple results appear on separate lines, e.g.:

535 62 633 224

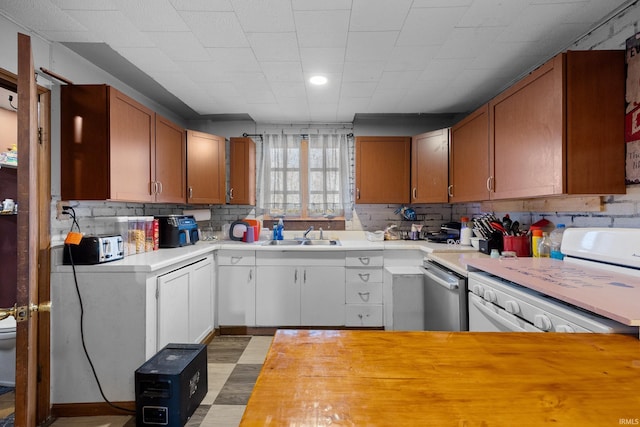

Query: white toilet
0 316 16 387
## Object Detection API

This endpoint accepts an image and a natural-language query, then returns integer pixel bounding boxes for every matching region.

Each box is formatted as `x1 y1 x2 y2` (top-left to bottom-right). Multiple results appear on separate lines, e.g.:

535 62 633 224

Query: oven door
468 294 543 332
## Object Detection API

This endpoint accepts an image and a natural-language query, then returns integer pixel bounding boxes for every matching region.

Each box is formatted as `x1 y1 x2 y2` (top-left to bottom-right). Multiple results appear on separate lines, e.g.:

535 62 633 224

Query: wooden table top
240 330 640 426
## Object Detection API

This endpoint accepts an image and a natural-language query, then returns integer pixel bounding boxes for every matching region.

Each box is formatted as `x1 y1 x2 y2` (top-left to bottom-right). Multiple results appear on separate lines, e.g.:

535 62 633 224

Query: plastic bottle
272 222 278 240
531 229 543 257
538 232 551 258
549 224 566 260
277 218 284 240
460 216 471 245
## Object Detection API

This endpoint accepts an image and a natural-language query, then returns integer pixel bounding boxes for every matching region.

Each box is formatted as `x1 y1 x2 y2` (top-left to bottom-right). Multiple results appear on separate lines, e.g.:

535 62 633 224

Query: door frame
1 35 52 425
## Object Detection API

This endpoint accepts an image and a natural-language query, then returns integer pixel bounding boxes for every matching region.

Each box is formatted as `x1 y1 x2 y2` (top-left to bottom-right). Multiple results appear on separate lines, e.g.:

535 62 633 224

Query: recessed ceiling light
309 75 328 85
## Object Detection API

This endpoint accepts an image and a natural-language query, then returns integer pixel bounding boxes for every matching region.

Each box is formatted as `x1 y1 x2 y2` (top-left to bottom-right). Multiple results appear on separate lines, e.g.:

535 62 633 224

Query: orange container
244 219 261 241
503 235 530 257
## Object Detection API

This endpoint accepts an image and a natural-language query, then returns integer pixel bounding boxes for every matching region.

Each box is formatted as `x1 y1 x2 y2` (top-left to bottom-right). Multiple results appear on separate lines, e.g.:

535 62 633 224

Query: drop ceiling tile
169 0 233 11
350 0 412 31
456 0 528 27
377 70 421 89
294 10 349 47
345 32 397 62
0 0 87 32
340 82 377 98
342 61 385 82
113 0 190 32
270 82 307 99
40 30 102 43
418 58 468 82
247 32 300 62
261 61 305 82
384 45 440 71
204 47 261 71
118 47 183 72
179 11 250 47
566 0 628 24
231 0 295 32
51 0 117 10
201 81 242 99
292 0 352 11
411 0 472 7
300 48 345 71
436 27 503 60
145 31 211 61
496 3 587 43
396 6 467 46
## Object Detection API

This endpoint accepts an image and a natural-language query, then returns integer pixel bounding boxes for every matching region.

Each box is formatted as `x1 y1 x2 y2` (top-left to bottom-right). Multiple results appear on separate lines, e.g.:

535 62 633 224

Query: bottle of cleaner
549 224 566 260
277 218 284 240
531 229 543 257
538 232 551 258
460 216 471 245
272 222 278 240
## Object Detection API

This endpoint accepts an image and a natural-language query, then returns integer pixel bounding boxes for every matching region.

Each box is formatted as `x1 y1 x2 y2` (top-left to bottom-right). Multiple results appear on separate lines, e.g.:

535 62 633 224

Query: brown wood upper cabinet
186 130 226 204
411 129 449 203
449 105 490 203
60 85 186 203
488 50 625 200
229 137 256 205
355 136 410 204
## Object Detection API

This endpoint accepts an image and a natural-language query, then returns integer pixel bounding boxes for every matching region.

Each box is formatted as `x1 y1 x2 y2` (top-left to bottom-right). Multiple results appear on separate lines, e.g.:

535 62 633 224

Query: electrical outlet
56 201 67 220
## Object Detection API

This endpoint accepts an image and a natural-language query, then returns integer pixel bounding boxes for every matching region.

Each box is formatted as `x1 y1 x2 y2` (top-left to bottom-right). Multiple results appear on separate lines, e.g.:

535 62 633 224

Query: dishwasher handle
420 265 459 290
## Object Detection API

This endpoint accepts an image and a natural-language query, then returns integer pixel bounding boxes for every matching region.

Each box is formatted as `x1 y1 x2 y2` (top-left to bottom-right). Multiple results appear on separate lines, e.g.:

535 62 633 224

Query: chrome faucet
303 226 314 239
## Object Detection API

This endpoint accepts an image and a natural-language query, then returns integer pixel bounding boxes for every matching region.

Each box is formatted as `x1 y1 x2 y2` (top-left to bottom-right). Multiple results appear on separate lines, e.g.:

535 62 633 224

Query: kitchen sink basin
301 239 341 246
262 239 303 246
261 239 341 246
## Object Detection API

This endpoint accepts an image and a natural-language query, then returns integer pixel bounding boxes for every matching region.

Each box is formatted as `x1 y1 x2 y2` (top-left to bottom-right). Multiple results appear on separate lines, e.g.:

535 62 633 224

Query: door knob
0 301 51 322
0 304 16 321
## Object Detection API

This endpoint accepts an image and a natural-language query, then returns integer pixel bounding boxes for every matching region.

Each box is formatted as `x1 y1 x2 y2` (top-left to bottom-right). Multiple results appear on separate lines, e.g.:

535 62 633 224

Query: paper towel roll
183 209 211 221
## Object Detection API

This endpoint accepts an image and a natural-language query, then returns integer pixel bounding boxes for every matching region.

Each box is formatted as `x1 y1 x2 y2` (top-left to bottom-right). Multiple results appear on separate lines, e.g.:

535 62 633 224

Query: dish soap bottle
277 218 284 240
537 232 551 258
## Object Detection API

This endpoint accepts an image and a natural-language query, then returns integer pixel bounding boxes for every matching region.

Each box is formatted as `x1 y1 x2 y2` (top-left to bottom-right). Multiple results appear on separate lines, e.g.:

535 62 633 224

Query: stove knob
534 314 552 331
471 284 484 297
504 300 520 315
483 290 497 303
556 324 575 333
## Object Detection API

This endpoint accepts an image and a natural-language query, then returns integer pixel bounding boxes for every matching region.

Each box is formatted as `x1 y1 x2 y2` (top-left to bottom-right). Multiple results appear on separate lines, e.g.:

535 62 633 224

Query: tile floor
2 335 272 427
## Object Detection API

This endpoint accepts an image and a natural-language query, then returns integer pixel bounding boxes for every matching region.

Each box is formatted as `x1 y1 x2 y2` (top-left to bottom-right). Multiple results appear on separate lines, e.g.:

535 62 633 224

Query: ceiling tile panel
261 61 305 82
0 0 87 32
231 0 295 32
270 82 307 99
145 31 211 61
169 0 234 12
204 47 261 70
179 11 250 47
397 6 468 46
456 0 529 28
342 61 385 82
51 0 118 10
340 82 377 98
247 32 300 61
350 0 412 31
300 48 345 71
292 0 352 11
496 3 587 43
113 0 190 32
384 45 440 71
295 10 349 48
345 32 397 62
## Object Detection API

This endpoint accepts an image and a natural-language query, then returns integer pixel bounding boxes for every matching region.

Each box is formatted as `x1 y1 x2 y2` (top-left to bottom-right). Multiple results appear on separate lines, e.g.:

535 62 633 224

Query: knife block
479 231 504 255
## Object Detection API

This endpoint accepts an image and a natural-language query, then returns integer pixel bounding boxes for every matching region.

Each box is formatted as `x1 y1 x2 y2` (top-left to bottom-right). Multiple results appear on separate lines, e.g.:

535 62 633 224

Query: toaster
63 234 124 265
156 215 199 248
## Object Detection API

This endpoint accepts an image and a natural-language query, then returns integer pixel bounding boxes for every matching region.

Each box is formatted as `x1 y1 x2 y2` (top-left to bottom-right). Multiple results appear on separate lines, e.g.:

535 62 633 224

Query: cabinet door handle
486 176 493 192
358 273 370 282
188 187 193 199
356 188 360 199
303 269 307 284
412 187 417 199
358 257 370 265
294 269 298 283
248 268 253 282
157 181 163 195
447 184 453 197
229 188 234 200
358 292 370 302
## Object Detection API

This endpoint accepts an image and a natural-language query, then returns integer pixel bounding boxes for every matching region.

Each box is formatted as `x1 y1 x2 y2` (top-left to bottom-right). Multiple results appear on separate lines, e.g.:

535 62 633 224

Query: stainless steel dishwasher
420 258 468 331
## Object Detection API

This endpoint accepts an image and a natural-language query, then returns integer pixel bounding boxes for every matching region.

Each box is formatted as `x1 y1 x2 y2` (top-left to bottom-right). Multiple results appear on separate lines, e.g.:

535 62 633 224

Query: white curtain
257 132 352 219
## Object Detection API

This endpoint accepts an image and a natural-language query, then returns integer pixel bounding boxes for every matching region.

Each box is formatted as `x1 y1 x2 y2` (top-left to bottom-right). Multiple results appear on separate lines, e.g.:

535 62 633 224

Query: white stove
468 228 640 336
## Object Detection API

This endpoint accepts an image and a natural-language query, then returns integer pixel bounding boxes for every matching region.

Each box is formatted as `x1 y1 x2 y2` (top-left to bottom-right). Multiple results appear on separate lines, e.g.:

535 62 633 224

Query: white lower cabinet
157 255 214 349
217 250 256 326
255 251 345 326
345 251 384 327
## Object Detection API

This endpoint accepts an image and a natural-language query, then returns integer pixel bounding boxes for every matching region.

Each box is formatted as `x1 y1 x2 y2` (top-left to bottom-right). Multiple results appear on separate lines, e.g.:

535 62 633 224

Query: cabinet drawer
345 304 383 327
345 268 383 284
217 250 255 266
345 282 382 304
346 251 383 267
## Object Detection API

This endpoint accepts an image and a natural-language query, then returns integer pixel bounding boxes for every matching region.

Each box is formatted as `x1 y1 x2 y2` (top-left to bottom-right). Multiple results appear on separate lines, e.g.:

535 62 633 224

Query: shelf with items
0 162 17 169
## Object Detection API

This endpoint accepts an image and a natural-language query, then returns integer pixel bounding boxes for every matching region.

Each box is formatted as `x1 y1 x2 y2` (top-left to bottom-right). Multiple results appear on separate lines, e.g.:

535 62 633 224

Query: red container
503 235 530 257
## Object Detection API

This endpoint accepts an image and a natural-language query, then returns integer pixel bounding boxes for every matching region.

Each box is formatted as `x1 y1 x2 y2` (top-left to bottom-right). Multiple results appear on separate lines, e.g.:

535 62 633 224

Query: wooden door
15 32 52 427
449 105 490 202
155 115 186 203
411 129 449 203
186 130 226 204
229 137 256 205
355 136 410 204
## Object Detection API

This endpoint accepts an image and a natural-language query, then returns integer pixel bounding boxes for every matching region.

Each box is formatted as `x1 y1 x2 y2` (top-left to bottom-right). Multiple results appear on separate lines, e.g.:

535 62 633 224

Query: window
257 133 351 219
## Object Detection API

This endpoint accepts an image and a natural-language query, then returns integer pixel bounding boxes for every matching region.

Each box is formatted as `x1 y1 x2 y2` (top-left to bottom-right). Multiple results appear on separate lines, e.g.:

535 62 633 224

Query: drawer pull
358 273 371 282
358 292 370 302
231 256 243 264
358 257 370 265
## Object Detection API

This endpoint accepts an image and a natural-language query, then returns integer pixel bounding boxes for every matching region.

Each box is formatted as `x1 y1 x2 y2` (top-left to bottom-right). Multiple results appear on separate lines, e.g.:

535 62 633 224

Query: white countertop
427 251 491 277
51 238 480 273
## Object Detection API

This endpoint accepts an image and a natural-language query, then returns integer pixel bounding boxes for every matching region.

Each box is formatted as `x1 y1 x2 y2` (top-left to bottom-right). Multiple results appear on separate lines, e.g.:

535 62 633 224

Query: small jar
460 216 471 246
490 248 500 259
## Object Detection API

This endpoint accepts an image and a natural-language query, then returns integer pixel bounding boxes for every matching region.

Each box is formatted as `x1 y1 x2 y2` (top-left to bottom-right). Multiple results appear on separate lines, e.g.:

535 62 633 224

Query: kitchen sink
261 239 341 246
301 239 341 246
